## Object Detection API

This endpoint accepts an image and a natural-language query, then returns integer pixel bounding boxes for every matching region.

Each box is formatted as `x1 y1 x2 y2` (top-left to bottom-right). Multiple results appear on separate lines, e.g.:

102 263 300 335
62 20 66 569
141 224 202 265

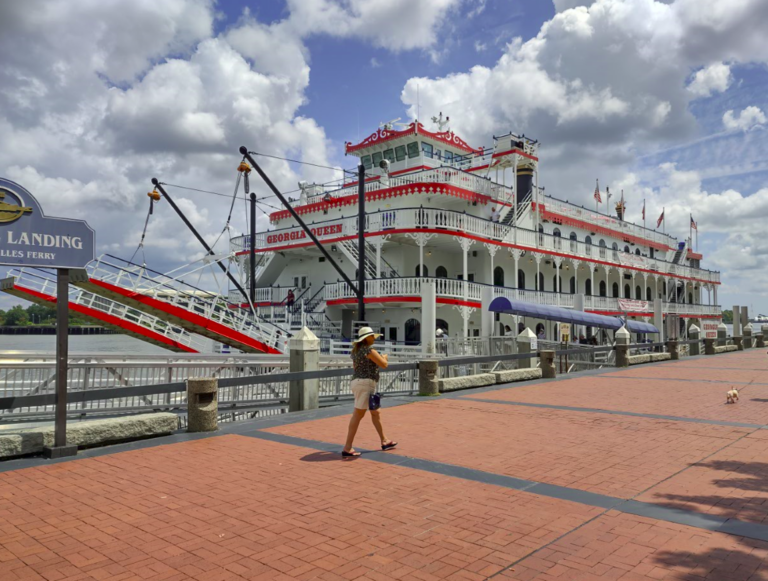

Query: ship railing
301 167 515 207
87 255 287 351
7 269 209 352
233 207 720 285
325 277 484 303
539 196 675 249
0 354 418 423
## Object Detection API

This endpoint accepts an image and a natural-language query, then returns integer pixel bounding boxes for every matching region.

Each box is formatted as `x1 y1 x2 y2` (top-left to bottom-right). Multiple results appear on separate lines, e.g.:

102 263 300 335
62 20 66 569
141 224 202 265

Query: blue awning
489 296 659 334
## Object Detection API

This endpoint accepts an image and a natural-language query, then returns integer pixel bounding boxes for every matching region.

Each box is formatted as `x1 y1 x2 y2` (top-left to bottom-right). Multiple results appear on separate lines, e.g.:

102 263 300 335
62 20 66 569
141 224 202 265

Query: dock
2 349 768 580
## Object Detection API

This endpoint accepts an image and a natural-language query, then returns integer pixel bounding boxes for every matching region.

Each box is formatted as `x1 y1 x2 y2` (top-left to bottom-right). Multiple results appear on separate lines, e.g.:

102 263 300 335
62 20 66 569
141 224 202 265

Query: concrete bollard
718 323 727 347
744 324 753 349
418 360 440 396
733 336 744 351
762 324 768 341
667 340 679 360
689 324 701 356
187 377 218 432
540 350 556 378
615 326 630 368
757 334 766 349
704 338 716 355
516 327 537 369
289 327 320 412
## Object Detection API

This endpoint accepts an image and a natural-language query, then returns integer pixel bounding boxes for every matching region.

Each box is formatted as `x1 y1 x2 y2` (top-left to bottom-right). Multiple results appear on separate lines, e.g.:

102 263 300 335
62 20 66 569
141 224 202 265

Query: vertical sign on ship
0 178 95 459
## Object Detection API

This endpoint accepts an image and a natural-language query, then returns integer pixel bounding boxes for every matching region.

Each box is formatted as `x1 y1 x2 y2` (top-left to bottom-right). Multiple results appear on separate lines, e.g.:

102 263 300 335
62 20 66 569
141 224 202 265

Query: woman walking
342 327 397 458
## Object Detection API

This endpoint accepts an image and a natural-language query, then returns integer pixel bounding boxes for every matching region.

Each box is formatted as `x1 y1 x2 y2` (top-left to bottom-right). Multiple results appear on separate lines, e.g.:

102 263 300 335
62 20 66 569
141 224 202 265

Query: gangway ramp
1 269 208 353
73 255 285 354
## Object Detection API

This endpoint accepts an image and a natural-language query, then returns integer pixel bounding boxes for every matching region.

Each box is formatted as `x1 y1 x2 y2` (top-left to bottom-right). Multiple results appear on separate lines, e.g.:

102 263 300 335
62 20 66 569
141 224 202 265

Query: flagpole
643 199 646 229
689 213 692 246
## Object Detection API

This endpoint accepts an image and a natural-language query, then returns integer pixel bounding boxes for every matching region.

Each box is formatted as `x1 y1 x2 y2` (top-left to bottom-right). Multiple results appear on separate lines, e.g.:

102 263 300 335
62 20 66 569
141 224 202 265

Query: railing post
289 327 320 412
743 324 753 349
689 324 701 356
615 326 630 367
666 339 679 360
540 350 556 378
733 336 744 351
704 338 716 355
717 322 727 347
418 360 439 396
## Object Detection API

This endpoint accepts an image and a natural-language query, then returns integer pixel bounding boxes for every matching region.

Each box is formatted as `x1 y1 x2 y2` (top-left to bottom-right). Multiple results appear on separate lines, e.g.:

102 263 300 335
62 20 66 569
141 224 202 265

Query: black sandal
381 441 398 451
342 450 361 457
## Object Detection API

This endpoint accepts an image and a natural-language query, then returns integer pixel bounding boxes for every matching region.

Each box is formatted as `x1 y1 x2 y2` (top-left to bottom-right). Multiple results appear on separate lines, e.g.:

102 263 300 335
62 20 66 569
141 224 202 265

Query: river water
0 334 203 355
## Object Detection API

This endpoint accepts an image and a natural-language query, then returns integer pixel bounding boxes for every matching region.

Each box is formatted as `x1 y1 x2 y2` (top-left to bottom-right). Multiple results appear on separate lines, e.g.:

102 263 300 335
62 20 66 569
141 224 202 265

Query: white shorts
351 378 377 410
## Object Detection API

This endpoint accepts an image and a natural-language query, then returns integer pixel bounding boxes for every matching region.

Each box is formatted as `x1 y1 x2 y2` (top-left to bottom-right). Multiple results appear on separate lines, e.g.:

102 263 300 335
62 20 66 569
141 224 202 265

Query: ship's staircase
338 239 399 278
73 255 287 354
666 240 688 302
0 269 209 353
500 189 533 227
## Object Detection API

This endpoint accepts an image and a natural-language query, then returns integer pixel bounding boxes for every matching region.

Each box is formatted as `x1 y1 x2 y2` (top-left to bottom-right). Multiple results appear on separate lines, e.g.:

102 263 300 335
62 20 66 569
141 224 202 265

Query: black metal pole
249 192 256 305
54 268 69 448
151 178 285 334
357 164 365 323
238 147 360 297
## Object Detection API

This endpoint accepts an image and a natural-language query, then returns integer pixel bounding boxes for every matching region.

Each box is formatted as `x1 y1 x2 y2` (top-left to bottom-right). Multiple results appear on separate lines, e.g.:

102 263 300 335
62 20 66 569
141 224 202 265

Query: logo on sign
0 189 33 223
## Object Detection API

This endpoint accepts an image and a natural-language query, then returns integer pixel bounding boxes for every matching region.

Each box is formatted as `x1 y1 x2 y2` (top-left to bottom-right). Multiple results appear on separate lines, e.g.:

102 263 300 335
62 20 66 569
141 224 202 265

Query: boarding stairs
73 255 287 354
500 190 533 227
1 269 209 353
338 239 399 278
666 240 688 302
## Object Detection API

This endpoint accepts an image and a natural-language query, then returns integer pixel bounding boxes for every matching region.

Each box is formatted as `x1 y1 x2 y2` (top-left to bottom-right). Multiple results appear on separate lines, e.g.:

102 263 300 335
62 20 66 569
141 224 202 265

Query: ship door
293 275 308 289
379 326 398 343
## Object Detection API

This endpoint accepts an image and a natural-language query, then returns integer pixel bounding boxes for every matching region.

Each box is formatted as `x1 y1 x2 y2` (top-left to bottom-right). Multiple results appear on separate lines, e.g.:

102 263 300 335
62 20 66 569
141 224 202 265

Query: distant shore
0 326 118 335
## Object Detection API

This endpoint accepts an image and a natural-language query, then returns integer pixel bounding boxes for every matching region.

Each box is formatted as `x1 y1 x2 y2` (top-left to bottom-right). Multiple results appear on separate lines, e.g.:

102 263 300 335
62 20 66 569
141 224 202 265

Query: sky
1 0 768 313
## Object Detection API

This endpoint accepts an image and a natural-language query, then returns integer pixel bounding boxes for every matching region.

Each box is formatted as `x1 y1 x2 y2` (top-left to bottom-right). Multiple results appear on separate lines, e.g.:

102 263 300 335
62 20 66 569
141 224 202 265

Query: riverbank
0 326 118 335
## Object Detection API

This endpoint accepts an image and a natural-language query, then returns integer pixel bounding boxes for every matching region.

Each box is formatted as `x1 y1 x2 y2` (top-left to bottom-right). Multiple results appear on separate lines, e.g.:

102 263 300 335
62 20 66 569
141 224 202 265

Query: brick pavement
4 350 768 579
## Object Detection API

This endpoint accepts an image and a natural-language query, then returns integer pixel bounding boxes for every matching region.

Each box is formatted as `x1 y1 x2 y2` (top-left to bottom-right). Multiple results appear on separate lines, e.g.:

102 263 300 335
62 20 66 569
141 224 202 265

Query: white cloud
687 62 732 97
474 41 487 52
284 0 464 51
370 57 381 68
723 106 766 132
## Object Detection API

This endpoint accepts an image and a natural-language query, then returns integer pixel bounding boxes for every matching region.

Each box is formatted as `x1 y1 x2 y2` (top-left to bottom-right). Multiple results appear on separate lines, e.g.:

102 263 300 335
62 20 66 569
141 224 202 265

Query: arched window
518 321 525 334
535 323 545 338
624 284 630 298
599 239 606 258
436 319 448 334
538 224 544 244
635 248 641 255
646 287 652 302
585 235 592 246
688 292 693 304
553 228 561 250
599 280 607 297
435 265 448 278
553 228 561 237
553 275 561 293
518 270 525 289
569 232 577 252
612 282 619 297
494 266 505 287
538 272 545 291
599 239 607 247
405 318 421 345
585 279 592 296
570 276 576 294
612 242 619 261
415 264 428 277
635 285 641 300
624 245 630 254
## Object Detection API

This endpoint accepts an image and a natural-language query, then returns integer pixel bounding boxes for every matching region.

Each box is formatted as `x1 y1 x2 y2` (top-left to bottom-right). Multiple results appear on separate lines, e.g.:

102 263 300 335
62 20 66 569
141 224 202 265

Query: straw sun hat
352 326 382 343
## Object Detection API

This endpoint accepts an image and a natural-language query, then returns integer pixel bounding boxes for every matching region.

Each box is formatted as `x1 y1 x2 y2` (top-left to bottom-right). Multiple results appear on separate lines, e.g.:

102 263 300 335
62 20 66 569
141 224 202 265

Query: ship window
436 265 448 278
435 149 442 160
612 283 619 297
553 228 561 237
383 149 395 163
636 286 642 300
395 145 406 161
372 151 383 167
407 141 419 158
361 155 372 170
422 142 434 158
444 151 453 162
624 284 630 298
624 245 630 253
585 236 592 245
646 287 652 301
635 248 640 255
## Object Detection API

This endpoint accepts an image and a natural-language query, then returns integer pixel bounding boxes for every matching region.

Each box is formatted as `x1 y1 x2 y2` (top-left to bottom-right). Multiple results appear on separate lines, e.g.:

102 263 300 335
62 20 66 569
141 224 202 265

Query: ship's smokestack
516 165 533 205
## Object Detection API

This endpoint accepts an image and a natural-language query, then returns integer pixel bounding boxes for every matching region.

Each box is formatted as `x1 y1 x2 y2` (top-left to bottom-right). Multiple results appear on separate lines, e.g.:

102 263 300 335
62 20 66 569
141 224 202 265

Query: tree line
0 303 92 327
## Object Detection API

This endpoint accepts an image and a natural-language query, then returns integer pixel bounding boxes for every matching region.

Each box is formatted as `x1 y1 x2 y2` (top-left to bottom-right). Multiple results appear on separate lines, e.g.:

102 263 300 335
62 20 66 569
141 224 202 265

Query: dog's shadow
750 398 768 403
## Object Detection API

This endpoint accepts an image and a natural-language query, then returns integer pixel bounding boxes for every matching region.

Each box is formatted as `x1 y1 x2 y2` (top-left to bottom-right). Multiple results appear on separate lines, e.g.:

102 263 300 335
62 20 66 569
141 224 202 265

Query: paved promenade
3 350 768 580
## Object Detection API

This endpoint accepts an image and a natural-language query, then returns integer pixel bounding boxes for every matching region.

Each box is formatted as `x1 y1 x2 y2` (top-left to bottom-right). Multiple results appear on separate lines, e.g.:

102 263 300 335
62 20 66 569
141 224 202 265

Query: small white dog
726 389 739 404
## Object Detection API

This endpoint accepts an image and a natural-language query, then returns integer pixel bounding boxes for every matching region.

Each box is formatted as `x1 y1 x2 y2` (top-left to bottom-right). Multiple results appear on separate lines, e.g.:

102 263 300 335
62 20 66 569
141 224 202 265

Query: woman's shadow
300 451 363 462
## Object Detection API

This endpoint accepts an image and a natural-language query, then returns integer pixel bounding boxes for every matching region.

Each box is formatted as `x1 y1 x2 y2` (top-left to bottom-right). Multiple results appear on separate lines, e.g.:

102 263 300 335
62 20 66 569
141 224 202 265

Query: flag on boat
594 179 601 203
690 214 697 230
642 199 645 220
657 209 665 228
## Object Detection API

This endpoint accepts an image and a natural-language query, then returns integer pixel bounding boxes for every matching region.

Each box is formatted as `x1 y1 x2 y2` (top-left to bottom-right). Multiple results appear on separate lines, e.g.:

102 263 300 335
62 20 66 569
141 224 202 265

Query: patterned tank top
351 344 379 381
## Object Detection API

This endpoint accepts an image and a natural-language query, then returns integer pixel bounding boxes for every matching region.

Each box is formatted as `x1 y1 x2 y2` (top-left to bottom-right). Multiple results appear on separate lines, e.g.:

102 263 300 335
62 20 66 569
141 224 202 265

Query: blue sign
0 178 94 269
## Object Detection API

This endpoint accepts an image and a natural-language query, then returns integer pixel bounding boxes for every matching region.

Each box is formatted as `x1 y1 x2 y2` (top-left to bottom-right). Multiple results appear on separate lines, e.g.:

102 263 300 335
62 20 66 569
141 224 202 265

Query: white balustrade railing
541 197 673 249
492 286 576 308
326 277 484 303
9 269 210 352
87 256 287 351
232 206 720 285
